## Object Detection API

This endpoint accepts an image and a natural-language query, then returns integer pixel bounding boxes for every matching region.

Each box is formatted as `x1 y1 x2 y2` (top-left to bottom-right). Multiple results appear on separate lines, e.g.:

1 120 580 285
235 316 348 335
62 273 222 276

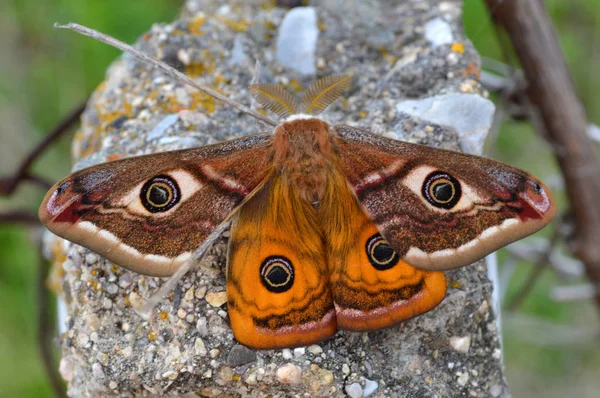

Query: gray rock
46 0 509 396
226 344 257 367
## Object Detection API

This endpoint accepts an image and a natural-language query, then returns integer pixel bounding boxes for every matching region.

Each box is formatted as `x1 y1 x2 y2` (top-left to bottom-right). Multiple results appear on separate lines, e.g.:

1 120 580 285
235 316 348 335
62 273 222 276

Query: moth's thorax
272 117 334 202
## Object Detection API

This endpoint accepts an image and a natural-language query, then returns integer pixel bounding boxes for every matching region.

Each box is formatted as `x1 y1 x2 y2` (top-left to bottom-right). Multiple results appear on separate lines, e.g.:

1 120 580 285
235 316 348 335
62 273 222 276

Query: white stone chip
449 335 471 353
424 17 453 47
363 378 379 396
345 382 364 398
396 93 495 155
276 7 318 75
146 114 179 141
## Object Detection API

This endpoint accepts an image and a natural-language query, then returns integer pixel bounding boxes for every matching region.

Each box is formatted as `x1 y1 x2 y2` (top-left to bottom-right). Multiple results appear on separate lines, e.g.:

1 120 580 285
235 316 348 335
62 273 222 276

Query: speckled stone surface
45 0 510 396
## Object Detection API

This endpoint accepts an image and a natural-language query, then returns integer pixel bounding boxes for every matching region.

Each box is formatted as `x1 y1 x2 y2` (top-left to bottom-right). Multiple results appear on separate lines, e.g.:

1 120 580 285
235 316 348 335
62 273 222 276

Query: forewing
333 125 556 271
39 133 272 276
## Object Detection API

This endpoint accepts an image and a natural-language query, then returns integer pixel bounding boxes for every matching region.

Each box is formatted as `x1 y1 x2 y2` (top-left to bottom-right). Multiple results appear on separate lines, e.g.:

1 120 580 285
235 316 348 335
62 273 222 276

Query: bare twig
0 210 41 226
0 101 86 196
505 226 561 311
54 23 277 128
486 0 600 309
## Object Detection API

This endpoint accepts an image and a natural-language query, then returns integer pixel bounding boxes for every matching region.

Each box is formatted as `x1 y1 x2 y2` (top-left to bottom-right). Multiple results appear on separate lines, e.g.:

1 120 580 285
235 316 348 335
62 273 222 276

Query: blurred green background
0 0 598 397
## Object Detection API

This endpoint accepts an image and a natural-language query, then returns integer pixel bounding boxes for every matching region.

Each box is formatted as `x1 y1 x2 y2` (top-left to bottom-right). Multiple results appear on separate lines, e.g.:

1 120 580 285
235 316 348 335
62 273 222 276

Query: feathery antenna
301 75 350 115
248 83 300 118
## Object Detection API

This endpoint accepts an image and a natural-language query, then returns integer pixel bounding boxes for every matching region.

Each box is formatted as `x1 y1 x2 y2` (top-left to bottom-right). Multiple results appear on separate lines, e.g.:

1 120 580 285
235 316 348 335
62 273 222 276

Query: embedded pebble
121 346 133 358
227 344 257 367
345 382 363 398
205 291 228 307
85 253 99 264
245 372 258 385
364 378 379 396
293 347 306 357
276 363 302 384
209 349 220 358
396 93 495 155
59 358 74 382
146 114 179 141
449 336 471 353
109 381 118 390
457 372 469 386
490 384 503 397
342 363 351 376
102 297 113 309
195 338 208 357
118 273 132 288
281 348 293 360
276 7 318 75
307 344 323 355
84 314 100 331
105 283 118 294
196 317 208 336
92 363 105 379
229 34 246 65
424 17 453 47
162 370 178 380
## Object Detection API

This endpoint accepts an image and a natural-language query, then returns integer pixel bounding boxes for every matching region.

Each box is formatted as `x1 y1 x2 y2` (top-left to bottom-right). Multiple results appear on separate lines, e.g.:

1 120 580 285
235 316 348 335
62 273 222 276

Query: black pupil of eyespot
373 242 395 263
366 234 399 271
266 266 288 285
260 256 294 293
140 175 179 213
433 182 453 202
423 171 461 209
149 185 169 205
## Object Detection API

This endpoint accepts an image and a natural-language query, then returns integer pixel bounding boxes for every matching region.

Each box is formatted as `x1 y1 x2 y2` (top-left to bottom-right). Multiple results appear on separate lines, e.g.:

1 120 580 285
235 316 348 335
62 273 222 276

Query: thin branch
0 210 41 226
486 0 600 309
54 23 277 128
505 225 561 311
0 101 86 196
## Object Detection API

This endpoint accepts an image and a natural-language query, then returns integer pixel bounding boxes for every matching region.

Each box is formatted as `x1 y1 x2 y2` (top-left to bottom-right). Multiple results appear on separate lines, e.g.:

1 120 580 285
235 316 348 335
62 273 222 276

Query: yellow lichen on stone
190 91 217 114
451 42 465 53
216 16 250 32
188 14 207 35
288 79 304 92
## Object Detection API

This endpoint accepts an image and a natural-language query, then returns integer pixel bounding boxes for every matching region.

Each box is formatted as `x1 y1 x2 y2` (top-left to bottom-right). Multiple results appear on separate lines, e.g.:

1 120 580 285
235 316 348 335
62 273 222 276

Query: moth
39 26 556 350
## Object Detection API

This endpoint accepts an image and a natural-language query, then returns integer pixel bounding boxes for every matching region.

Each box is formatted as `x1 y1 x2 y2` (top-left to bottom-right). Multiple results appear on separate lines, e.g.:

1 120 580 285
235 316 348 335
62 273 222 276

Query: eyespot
422 171 461 209
260 256 294 293
140 175 180 213
366 234 400 271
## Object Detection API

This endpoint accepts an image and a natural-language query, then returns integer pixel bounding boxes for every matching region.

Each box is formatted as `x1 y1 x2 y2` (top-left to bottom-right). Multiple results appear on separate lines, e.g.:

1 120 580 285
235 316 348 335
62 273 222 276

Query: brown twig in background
0 101 86 196
485 0 600 308
505 226 561 311
0 210 41 226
